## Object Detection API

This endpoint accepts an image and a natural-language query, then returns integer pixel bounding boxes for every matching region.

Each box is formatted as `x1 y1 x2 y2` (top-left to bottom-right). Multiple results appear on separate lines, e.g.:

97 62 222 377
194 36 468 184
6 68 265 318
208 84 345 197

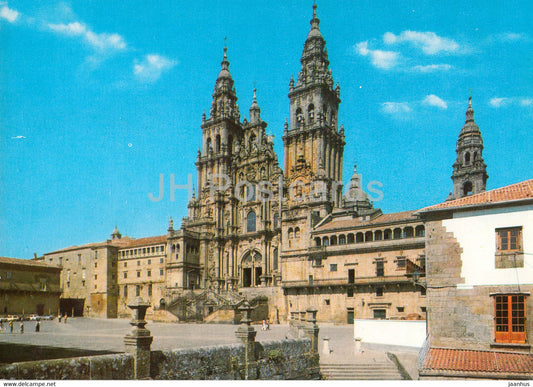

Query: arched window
273 248 279 271
403 227 414 238
247 184 256 201
464 152 470 164
415 225 425 237
374 230 383 241
384 229 392 240
356 232 364 243
294 227 301 239
463 181 473 196
393 228 402 239
247 211 256 233
473 151 478 161
365 231 373 242
308 104 315 121
273 213 279 229
331 235 338 245
339 234 346 245
314 237 321 247
288 228 294 239
296 107 303 124
322 236 329 247
347 233 355 244
215 134 221 153
206 137 212 153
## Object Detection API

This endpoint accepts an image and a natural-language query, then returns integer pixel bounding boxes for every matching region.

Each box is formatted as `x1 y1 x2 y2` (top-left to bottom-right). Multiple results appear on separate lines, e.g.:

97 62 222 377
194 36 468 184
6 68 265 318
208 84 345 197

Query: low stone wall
151 338 319 380
0 353 134 380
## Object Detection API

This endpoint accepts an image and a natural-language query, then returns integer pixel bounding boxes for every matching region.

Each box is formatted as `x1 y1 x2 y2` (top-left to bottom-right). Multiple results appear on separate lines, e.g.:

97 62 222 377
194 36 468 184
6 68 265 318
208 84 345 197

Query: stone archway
241 250 262 287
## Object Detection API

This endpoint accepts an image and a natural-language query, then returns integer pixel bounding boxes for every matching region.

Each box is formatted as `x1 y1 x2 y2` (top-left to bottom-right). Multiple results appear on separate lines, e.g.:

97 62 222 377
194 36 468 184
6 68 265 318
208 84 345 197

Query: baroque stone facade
36 5 432 323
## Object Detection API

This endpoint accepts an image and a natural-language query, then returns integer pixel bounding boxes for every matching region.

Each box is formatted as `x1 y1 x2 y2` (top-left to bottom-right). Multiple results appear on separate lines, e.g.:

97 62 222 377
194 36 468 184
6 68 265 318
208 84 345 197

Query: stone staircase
320 360 404 380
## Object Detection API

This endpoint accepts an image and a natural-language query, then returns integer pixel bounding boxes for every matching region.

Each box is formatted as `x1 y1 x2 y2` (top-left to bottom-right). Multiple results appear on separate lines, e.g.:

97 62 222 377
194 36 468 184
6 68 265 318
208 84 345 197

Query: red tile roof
118 235 166 248
0 256 61 270
422 348 533 375
419 179 533 213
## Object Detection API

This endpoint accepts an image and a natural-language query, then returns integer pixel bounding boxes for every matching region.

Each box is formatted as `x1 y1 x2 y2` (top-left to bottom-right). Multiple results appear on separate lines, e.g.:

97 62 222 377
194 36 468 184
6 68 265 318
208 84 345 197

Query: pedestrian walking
64 315 67 323
9 320 13 333
20 322 24 334
35 321 40 332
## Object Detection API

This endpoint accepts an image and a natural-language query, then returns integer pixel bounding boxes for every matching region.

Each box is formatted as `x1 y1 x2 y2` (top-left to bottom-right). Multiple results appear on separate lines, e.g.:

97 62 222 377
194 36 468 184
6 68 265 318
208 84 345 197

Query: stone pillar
235 301 257 380
124 297 153 380
304 307 319 354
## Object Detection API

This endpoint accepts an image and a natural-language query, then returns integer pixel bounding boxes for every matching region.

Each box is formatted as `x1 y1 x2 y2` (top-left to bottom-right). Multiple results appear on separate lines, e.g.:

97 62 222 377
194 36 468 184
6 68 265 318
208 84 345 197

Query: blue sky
1 1 532 258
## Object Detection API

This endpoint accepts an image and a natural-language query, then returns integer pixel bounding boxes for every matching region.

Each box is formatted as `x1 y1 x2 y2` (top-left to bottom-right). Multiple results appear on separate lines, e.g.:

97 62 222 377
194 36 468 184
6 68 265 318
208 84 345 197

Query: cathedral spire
448 97 488 200
249 88 261 123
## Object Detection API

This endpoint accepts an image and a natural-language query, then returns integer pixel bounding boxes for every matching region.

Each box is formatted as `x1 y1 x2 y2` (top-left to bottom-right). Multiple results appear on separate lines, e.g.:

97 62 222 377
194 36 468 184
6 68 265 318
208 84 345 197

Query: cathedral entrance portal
241 250 262 287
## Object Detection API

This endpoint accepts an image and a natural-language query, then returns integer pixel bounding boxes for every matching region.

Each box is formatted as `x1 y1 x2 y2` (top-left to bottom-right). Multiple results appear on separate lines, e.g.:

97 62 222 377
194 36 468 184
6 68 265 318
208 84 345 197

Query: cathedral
38 4 488 323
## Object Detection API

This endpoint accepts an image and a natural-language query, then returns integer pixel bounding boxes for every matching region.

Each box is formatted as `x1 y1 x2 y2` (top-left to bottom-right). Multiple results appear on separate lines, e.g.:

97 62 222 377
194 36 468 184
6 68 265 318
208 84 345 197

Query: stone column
124 297 153 380
304 307 319 354
235 301 257 380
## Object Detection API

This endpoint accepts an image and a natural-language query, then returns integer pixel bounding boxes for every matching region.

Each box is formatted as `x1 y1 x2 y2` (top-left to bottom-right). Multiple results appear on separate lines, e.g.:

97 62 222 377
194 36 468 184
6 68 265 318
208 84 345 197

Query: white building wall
442 204 533 287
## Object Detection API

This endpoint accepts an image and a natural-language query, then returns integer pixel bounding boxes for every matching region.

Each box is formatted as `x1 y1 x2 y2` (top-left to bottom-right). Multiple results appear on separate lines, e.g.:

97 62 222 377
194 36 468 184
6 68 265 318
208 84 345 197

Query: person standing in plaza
64 314 67 323
20 322 24 334
35 321 40 332
9 320 13 333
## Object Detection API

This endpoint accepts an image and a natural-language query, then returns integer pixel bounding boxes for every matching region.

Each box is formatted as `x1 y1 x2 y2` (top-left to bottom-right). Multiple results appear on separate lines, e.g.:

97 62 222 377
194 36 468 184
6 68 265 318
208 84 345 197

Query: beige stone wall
117 243 166 317
0 261 60 316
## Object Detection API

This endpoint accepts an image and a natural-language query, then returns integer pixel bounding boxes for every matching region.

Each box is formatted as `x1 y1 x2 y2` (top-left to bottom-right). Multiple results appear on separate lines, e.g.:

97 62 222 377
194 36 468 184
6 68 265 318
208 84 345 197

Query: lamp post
412 270 427 289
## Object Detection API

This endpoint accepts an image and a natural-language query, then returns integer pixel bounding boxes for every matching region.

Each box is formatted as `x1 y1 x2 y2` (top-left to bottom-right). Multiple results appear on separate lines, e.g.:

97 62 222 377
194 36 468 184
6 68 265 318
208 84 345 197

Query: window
160 269 164 276
82 280 85 287
494 294 526 344
324 299 330 305
94 275 97 280
137 271 141 278
147 259 151 265
397 307 404 312
123 272 127 279
373 309 386 319
294 227 300 239
497 227 522 253
136 285 140 297
339 234 346 245
147 270 151 277
348 269 355 284
148 284 152 297
273 248 278 271
376 287 384 297
376 261 384 277
330 264 337 272
124 285 128 297
160 258 164 263
247 211 256 233
347 288 354 297
396 257 406 269
124 262 127 267
95 262 98 268
137 260 140 266
496 227 524 268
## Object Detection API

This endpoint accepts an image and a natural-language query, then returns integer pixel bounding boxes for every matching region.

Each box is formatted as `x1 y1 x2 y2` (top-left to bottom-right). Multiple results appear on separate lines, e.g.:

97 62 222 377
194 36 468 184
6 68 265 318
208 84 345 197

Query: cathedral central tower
283 4 345 209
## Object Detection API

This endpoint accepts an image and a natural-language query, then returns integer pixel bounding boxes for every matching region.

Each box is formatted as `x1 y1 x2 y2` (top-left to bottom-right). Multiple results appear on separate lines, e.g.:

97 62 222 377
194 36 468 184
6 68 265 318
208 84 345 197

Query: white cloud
356 41 399 69
422 94 447 109
381 102 411 114
490 97 533 108
489 97 510 108
11 135 26 139
134 54 177 82
384 31 460 55
48 22 126 52
493 32 526 42
0 5 19 23
412 64 452 73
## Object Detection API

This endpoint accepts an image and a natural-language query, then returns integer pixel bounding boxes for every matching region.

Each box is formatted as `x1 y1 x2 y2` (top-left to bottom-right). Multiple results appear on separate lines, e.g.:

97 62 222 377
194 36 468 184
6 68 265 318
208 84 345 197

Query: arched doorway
241 250 262 287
